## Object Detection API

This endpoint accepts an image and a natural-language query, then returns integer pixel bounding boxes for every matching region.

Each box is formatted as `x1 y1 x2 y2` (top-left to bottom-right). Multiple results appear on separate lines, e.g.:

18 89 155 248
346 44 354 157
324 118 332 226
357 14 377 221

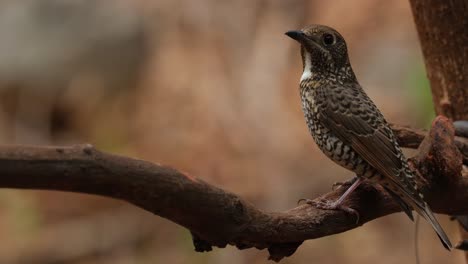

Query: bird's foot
332 176 358 191
298 198 360 224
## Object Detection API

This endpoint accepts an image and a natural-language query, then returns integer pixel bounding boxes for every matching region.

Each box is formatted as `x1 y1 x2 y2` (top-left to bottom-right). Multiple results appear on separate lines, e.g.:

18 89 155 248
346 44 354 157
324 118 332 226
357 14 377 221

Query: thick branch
0 116 466 261
392 123 468 162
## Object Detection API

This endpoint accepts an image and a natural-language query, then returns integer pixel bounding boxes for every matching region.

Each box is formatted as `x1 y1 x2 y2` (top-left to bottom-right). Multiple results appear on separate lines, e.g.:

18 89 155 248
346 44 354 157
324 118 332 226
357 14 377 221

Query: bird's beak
285 30 307 43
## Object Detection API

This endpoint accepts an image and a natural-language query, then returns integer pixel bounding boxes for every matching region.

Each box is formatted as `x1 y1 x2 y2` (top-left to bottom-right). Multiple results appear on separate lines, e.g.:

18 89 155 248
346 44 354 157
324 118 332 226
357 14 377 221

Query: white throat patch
301 52 312 82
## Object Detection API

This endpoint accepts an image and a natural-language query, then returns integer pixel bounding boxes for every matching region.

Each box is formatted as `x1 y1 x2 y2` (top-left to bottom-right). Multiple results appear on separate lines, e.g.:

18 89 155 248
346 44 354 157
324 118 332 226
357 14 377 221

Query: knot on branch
413 116 463 181
409 116 465 212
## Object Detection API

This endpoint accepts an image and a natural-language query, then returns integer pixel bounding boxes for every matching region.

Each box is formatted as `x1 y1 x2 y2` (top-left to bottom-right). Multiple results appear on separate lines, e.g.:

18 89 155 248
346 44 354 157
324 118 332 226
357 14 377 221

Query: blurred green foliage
405 61 435 128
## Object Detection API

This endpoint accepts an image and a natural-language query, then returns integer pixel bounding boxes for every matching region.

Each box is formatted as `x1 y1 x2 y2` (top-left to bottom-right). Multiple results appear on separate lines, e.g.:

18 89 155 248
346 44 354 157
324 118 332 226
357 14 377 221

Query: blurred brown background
0 0 463 263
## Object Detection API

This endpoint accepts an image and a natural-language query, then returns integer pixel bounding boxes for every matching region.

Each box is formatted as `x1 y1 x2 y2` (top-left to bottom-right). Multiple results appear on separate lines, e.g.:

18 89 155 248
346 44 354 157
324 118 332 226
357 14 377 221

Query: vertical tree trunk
409 0 468 121
409 0 468 261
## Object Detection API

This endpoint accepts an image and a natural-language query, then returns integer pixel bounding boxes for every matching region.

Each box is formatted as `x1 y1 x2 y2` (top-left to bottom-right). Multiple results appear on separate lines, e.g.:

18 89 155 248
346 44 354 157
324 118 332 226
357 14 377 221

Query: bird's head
286 25 354 82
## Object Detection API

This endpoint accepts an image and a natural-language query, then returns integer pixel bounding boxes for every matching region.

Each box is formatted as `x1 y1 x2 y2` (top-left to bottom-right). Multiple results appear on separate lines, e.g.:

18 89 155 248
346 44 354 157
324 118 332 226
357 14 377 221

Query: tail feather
386 179 452 250
415 202 452 250
383 186 414 221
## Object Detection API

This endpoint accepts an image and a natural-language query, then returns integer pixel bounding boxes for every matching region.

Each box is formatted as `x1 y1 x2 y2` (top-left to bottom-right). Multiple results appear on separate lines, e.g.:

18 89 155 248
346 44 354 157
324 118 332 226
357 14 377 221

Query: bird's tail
389 178 452 250
414 201 452 250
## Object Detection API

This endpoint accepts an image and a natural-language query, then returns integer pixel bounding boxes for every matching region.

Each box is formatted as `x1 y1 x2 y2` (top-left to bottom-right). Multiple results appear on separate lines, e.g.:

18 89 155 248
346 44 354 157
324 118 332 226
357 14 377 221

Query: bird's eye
322 33 335 46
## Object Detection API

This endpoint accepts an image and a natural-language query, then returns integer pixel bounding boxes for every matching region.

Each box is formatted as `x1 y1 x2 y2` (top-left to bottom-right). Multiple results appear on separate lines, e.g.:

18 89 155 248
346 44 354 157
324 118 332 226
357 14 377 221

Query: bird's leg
332 176 358 190
299 178 363 224
333 177 362 204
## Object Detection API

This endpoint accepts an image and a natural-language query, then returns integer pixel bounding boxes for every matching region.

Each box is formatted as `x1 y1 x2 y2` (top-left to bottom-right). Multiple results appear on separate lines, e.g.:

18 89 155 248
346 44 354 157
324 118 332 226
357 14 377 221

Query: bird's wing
316 83 408 186
316 83 452 250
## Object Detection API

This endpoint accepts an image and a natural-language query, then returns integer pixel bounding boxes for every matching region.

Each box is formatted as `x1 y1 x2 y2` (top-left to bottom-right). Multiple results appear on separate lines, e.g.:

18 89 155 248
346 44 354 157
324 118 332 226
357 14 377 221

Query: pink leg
332 176 359 190
330 177 362 207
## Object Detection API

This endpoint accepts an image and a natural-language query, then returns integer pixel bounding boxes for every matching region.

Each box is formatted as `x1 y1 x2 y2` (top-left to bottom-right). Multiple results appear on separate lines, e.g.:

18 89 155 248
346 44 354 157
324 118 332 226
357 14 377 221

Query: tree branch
392 123 468 163
0 116 466 261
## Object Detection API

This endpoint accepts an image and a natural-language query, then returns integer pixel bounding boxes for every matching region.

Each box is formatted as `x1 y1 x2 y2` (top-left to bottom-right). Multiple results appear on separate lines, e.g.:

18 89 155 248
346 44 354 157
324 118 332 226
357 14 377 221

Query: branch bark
0 116 466 261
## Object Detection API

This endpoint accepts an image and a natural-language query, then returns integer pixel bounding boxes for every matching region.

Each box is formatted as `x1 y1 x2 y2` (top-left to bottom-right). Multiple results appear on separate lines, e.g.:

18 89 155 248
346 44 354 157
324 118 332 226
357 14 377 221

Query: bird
285 24 452 250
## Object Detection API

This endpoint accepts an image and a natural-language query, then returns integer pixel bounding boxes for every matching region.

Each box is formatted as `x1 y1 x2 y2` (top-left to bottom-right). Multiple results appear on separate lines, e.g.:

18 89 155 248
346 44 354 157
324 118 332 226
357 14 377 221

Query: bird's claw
299 198 360 224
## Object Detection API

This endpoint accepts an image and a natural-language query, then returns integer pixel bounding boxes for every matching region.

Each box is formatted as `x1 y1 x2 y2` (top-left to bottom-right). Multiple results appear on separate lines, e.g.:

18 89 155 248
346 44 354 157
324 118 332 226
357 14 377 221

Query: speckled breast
299 86 376 178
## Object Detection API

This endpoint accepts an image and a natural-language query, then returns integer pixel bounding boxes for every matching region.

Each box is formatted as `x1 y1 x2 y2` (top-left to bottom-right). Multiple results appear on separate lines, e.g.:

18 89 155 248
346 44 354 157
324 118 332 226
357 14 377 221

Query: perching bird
285 24 452 250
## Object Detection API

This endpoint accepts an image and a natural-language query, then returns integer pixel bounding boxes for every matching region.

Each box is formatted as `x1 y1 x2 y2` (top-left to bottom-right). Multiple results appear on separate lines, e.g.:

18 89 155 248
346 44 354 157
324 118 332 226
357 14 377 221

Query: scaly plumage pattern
286 24 451 250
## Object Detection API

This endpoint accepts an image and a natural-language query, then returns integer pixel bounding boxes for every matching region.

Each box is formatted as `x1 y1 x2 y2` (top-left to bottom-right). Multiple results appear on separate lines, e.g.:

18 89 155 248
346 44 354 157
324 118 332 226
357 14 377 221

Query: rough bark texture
0 117 466 261
409 0 468 260
409 0 468 120
392 123 468 162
